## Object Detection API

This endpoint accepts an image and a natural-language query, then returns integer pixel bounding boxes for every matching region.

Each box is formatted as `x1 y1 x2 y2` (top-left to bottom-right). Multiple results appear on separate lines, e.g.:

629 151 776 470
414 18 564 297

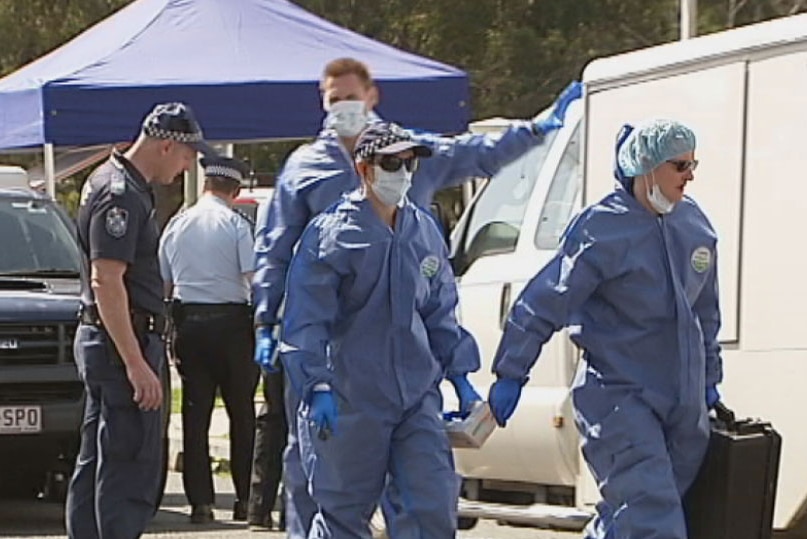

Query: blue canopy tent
0 0 470 195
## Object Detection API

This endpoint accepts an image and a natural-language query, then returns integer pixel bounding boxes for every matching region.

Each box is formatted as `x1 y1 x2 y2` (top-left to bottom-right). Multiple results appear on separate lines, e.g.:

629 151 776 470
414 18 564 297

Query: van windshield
0 198 80 276
455 129 558 273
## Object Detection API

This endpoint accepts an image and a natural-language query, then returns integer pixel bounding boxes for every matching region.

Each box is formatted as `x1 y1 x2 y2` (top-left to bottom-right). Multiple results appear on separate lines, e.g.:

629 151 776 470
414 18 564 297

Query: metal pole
680 0 698 40
44 143 56 199
183 143 231 206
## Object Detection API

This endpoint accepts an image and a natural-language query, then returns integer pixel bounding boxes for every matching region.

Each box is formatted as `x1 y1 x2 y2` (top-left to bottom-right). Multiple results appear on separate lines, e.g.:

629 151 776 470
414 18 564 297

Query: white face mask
325 100 368 138
646 172 675 214
371 165 412 207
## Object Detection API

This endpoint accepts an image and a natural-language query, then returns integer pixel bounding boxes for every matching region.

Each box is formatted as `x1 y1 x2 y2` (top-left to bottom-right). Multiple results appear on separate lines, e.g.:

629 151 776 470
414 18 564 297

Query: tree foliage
0 0 131 76
294 0 804 117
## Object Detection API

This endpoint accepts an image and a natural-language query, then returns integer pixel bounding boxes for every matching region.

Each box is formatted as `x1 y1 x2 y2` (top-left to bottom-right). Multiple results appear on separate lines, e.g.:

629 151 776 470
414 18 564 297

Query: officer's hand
127 358 163 411
706 384 720 410
533 80 583 135
448 374 483 418
309 390 338 439
254 325 279 372
488 377 523 427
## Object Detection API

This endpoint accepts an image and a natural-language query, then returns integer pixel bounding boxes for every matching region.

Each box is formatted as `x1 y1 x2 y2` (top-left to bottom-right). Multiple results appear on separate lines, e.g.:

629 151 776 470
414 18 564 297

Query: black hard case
684 403 782 539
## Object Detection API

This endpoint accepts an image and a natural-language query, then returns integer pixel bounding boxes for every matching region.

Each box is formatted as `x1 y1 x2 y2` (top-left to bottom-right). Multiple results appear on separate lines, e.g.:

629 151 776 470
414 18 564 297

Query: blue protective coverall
252 120 544 536
492 186 722 539
280 191 481 539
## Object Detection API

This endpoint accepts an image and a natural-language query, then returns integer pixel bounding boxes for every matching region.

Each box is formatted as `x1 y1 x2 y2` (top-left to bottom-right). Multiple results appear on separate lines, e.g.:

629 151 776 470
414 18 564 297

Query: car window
534 125 581 250
0 198 80 274
460 129 559 267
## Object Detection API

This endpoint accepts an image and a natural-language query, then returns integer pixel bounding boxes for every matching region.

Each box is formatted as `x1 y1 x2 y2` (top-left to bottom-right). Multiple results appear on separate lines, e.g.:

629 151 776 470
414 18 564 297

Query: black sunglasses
375 155 418 173
667 159 698 173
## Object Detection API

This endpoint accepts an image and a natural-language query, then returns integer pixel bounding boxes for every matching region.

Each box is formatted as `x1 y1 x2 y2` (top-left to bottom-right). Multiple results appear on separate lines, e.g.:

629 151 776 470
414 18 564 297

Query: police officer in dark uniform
158 156 260 524
66 102 212 539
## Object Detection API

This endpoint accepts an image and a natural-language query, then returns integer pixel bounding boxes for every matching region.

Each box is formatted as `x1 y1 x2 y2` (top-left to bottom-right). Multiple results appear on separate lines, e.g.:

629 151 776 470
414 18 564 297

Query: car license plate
0 405 42 434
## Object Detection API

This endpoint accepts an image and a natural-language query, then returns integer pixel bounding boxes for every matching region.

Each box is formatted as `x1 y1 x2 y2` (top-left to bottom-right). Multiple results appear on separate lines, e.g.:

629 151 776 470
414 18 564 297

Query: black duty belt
171 302 251 324
79 304 168 334
180 303 250 315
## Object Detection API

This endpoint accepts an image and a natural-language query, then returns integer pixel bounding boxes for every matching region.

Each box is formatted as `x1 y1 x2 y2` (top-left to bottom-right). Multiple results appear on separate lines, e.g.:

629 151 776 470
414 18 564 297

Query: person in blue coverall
250 56 582 536
488 119 723 539
281 121 482 539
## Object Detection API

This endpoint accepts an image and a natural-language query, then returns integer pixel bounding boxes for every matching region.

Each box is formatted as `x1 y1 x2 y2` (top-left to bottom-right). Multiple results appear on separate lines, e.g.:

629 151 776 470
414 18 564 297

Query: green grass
171 387 182 414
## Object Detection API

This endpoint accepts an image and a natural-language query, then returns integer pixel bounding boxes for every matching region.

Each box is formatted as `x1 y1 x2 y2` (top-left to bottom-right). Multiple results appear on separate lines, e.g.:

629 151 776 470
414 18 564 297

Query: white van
449 13 807 535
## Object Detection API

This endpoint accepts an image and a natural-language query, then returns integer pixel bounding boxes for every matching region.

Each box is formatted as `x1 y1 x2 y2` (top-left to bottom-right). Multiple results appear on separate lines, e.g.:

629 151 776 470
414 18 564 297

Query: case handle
713 401 736 428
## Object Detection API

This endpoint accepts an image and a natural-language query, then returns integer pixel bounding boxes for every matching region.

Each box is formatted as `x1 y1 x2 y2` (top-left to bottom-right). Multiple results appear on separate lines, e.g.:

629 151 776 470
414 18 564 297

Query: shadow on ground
0 490 244 536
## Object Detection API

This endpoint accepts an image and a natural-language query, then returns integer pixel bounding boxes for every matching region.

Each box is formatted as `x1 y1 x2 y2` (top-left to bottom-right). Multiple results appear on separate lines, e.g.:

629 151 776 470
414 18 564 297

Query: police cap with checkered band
200 155 251 184
141 102 215 156
353 122 432 161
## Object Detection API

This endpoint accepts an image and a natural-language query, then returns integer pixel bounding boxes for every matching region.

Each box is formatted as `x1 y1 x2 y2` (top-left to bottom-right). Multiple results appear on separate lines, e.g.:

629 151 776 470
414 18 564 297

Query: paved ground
0 372 578 538
0 471 578 538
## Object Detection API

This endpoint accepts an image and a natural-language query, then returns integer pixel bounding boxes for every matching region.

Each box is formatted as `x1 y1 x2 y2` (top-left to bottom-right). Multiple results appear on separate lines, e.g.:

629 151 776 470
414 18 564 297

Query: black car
0 185 172 504
0 186 83 499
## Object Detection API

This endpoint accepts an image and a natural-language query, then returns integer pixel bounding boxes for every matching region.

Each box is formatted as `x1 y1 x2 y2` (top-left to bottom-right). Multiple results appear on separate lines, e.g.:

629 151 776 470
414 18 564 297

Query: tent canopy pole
44 143 56 198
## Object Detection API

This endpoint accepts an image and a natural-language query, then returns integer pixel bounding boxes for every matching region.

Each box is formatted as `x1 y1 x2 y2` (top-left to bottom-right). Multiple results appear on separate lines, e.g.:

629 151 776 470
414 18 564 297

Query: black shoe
190 504 215 524
233 500 248 521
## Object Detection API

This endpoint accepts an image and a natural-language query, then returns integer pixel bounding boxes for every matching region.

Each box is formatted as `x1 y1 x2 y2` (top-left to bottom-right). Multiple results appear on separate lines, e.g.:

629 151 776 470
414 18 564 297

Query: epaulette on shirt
108 156 127 196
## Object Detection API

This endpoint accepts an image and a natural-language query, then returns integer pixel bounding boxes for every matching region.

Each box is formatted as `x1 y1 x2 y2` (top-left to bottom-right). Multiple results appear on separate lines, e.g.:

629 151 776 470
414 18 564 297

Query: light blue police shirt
159 194 254 303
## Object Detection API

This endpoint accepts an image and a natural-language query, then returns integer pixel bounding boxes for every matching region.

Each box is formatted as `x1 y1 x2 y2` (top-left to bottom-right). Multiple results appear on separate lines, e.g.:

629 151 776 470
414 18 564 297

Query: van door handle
499 283 512 330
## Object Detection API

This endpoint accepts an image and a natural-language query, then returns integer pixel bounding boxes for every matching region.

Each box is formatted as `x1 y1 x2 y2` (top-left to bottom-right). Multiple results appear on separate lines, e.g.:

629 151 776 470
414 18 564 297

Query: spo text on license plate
0 405 42 434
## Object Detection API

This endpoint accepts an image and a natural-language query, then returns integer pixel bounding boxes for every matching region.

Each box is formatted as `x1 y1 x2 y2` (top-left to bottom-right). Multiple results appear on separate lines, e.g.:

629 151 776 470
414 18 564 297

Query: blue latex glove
533 80 583 135
309 390 338 439
448 374 482 417
254 325 279 372
488 377 523 427
706 385 720 410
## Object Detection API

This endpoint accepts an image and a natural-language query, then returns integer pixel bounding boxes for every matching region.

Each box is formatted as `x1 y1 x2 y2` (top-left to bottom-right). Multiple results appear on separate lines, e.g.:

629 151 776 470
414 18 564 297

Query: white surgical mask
372 166 412 207
646 172 675 214
325 100 367 138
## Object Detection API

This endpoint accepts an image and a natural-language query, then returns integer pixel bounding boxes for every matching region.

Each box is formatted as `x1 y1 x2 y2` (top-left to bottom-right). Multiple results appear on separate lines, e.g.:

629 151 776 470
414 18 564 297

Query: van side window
460 130 559 267
534 125 581 249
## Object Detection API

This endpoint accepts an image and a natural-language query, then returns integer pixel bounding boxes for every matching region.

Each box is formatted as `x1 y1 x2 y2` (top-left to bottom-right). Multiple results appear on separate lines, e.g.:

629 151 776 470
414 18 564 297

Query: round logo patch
105 207 128 238
420 255 440 279
691 246 711 273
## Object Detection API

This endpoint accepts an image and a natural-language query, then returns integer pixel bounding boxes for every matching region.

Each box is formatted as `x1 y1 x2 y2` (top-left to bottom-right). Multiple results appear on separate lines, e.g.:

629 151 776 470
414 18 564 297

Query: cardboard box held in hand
445 401 497 449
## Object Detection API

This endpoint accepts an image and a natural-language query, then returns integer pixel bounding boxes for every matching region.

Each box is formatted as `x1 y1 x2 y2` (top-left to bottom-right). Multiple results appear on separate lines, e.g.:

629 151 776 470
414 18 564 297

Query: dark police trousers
248 368 288 525
66 324 164 539
173 304 259 507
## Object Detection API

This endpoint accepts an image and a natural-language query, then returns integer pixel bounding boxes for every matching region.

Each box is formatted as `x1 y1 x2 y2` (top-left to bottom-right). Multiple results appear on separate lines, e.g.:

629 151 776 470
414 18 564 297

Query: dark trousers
248 369 288 524
173 307 259 506
66 325 164 539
